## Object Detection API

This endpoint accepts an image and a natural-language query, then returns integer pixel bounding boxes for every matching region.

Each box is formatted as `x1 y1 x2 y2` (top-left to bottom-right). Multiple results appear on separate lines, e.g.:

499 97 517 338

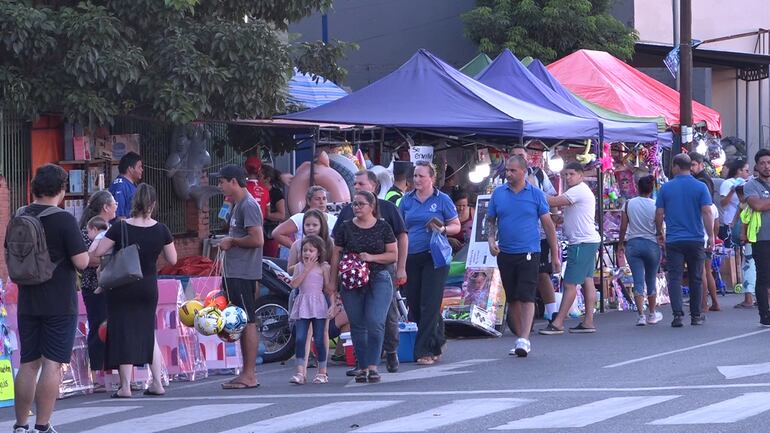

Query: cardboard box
719 253 738 291
109 134 140 161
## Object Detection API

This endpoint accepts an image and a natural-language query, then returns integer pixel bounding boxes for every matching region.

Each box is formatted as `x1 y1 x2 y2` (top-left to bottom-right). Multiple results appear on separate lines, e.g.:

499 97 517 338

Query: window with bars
110 117 190 235
0 111 32 213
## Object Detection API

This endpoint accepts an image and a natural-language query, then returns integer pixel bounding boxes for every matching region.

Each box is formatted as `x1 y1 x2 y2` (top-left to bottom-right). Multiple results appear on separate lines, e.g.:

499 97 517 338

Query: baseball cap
213 164 247 185
244 156 262 175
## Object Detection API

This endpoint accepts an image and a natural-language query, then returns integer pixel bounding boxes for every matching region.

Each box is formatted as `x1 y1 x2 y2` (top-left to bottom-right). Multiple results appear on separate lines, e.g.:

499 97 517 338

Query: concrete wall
289 0 479 90
632 0 769 151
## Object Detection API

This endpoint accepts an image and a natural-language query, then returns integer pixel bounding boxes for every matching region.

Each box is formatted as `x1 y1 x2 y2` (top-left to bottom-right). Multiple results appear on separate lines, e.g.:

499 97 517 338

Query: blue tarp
526 59 672 148
280 49 600 140
288 68 348 109
476 49 659 143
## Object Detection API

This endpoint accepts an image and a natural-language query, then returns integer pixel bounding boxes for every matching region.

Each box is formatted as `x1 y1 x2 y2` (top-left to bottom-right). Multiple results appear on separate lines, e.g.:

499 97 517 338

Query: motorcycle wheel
254 295 295 363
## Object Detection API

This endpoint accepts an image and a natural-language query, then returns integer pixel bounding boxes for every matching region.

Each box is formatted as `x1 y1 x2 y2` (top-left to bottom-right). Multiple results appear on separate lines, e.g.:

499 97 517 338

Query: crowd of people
9 145 770 433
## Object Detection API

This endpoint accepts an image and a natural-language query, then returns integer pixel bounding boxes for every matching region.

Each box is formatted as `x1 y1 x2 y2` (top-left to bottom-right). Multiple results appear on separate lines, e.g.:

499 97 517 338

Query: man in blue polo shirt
487 156 560 357
108 152 143 221
656 153 714 328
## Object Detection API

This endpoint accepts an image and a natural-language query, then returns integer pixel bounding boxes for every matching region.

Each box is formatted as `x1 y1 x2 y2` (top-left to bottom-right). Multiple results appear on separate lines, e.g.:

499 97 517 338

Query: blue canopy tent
476 49 659 144
526 59 673 148
280 49 600 140
288 68 349 109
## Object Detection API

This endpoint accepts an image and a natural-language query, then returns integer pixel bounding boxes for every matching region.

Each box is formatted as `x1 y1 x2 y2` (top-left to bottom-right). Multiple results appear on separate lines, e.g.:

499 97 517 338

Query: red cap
244 156 262 175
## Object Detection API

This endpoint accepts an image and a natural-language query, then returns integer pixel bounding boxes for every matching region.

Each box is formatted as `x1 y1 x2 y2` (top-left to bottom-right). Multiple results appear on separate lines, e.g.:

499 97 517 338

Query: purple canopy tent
279 49 600 140
476 49 659 144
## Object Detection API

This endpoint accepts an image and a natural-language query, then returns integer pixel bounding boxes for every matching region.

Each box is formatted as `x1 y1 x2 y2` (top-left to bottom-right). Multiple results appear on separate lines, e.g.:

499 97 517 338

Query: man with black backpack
5 164 88 433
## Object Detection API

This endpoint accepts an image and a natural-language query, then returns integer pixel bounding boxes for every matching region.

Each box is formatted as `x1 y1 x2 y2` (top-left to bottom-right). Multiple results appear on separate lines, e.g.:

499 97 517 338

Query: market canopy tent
280 49 600 140
547 49 722 134
476 49 659 143
288 68 348 109
460 53 493 77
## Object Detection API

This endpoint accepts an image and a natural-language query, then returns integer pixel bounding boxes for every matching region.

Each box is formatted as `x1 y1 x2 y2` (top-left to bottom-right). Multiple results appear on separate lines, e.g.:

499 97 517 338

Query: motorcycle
255 258 295 363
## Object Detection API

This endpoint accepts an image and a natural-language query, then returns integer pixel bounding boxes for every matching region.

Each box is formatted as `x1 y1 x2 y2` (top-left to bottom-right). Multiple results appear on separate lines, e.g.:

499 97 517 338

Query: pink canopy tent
548 49 722 134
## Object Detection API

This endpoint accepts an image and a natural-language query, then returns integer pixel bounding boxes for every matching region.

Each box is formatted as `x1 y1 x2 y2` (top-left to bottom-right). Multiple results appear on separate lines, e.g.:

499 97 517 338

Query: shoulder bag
98 221 143 289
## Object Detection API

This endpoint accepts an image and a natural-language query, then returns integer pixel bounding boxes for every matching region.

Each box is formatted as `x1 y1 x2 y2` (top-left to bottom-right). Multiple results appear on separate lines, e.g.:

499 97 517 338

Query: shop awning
288 68 349 109
547 49 722 134
279 49 600 140
476 49 659 143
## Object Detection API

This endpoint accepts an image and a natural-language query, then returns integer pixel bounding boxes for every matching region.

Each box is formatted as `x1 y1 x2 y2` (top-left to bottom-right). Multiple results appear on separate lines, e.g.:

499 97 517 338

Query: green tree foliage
462 0 637 63
0 0 355 126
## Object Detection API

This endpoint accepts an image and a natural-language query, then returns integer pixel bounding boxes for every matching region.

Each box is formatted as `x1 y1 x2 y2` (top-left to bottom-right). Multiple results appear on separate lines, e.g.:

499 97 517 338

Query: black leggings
404 252 448 359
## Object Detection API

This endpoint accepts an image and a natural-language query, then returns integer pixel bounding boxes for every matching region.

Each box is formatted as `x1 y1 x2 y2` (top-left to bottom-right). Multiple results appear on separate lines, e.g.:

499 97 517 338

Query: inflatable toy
287 152 352 214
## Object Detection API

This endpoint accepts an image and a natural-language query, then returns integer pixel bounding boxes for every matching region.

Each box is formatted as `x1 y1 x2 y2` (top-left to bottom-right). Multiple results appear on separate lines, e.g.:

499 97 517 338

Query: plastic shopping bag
430 230 452 269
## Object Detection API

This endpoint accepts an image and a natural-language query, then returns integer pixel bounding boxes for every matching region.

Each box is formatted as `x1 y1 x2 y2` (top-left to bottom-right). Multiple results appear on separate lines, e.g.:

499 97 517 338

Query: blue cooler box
397 322 418 362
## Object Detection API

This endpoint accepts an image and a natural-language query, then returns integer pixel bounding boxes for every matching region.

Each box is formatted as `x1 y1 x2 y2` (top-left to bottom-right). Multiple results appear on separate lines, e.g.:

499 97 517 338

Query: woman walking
400 161 460 365
332 191 397 383
93 184 177 398
78 190 118 389
273 186 337 249
618 176 663 326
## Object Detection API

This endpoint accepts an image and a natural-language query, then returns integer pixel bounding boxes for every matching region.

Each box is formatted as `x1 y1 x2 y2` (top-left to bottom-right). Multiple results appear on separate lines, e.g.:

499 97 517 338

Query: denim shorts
563 243 600 284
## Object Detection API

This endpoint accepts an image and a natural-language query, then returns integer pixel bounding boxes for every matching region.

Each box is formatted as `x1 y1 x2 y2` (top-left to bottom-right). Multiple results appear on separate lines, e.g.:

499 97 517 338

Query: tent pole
759 79 763 149
310 127 318 186
735 69 741 137
746 80 750 142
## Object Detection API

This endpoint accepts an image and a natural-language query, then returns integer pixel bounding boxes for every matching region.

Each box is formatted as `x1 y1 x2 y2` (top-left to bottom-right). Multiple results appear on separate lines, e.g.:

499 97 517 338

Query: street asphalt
1 292 769 432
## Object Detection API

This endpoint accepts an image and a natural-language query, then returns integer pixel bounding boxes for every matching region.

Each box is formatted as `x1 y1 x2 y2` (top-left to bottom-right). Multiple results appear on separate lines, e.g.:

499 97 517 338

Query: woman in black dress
78 190 118 389
93 184 177 398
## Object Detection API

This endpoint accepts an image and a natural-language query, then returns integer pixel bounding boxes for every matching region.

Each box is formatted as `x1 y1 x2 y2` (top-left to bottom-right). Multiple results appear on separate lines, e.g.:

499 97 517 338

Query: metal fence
207 122 245 233
0 111 31 212
111 117 190 235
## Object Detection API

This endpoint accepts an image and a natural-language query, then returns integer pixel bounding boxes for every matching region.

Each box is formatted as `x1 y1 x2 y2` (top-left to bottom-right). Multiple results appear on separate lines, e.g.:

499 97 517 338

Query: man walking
656 154 714 327
511 145 559 320
7 164 89 433
540 162 602 334
487 156 560 356
216 165 264 389
385 161 412 207
109 151 143 221
744 149 770 326
334 170 408 373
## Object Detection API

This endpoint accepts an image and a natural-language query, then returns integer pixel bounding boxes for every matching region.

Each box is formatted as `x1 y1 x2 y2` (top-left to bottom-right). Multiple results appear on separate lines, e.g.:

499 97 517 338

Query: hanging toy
576 140 596 165
599 142 614 173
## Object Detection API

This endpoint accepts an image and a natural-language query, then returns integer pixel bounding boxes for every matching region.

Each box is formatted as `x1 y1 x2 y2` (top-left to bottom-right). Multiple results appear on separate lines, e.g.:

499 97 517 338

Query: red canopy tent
548 49 722 134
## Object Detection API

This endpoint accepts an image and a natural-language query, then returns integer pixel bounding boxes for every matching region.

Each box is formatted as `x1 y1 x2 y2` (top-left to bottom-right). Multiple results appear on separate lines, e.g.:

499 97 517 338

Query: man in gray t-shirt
215 164 265 389
744 149 770 327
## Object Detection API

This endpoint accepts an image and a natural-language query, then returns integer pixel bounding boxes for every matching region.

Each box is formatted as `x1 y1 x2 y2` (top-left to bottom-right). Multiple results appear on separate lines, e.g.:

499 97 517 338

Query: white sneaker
636 315 647 326
647 311 663 324
509 338 531 357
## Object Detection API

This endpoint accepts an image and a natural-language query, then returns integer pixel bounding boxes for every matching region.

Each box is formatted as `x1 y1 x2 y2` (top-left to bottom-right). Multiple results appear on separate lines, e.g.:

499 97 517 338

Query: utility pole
679 0 693 152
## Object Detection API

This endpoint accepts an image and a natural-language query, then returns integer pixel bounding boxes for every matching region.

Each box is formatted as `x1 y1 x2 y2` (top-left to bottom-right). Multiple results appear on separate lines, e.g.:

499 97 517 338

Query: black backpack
4 205 66 285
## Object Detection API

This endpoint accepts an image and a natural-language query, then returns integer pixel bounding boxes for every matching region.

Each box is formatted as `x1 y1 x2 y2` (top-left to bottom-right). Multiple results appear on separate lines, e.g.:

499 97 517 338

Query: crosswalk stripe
491 396 679 429
0 406 140 431
649 392 770 424
355 398 532 432
219 400 400 433
79 403 270 433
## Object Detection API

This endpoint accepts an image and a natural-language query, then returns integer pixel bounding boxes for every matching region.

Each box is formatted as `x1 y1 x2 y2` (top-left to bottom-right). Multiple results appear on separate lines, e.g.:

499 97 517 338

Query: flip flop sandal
221 380 260 390
354 370 368 383
569 323 597 333
416 357 435 365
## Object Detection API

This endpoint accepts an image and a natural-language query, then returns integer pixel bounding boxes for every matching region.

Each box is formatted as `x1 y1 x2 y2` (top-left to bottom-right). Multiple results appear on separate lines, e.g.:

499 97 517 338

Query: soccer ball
217 329 242 343
221 305 248 334
194 306 224 336
204 289 228 311
179 300 204 327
